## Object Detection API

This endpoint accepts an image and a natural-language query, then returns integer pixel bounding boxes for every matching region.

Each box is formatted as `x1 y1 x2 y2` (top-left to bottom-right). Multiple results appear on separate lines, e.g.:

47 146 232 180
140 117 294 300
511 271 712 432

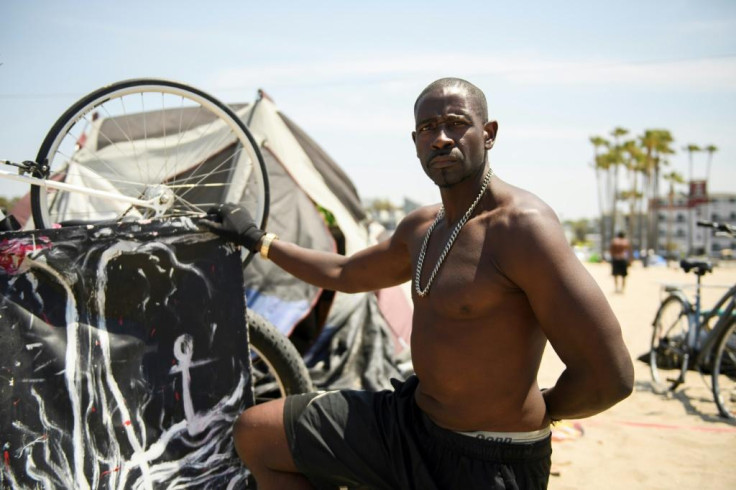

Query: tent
13 89 414 391
236 91 414 390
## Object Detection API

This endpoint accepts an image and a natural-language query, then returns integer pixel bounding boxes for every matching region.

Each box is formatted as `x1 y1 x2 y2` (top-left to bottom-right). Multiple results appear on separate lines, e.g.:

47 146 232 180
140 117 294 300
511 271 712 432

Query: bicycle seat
679 258 712 276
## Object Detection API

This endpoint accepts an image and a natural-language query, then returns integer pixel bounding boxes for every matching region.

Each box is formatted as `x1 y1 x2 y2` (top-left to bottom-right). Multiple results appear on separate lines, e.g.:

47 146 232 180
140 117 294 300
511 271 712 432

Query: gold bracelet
259 233 279 259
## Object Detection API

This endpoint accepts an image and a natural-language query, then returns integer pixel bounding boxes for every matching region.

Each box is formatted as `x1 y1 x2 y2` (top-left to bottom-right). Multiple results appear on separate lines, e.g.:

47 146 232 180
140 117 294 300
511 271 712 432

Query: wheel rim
33 80 268 238
713 323 736 419
651 298 689 388
249 344 287 404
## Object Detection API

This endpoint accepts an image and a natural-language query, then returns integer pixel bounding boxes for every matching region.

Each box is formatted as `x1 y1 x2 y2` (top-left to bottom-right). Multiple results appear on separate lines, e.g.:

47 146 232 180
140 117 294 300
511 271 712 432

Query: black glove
202 203 265 252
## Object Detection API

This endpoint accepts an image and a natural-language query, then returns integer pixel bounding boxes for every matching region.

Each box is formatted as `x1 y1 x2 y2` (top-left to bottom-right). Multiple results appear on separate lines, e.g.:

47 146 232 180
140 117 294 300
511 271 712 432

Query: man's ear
411 130 417 144
484 120 498 150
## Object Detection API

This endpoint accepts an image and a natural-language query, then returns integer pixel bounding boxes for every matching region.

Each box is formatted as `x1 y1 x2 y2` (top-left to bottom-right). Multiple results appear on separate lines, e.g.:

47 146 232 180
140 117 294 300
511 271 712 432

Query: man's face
412 87 495 188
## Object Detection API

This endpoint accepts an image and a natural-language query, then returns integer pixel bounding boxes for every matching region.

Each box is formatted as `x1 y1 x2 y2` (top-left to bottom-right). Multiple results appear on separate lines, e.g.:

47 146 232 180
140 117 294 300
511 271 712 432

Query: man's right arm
265 234 411 293
205 203 414 293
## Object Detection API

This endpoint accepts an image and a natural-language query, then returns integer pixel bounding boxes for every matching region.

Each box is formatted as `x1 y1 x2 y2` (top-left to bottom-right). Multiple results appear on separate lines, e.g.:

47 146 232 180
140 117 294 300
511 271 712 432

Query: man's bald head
414 78 488 122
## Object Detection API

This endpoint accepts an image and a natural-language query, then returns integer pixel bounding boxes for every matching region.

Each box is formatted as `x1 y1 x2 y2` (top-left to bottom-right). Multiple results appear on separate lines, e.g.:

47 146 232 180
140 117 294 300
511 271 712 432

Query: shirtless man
610 231 632 293
207 78 634 489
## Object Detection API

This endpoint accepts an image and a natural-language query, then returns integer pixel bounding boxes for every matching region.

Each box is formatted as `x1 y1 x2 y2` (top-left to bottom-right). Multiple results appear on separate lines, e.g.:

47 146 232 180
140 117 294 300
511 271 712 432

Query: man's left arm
502 208 634 421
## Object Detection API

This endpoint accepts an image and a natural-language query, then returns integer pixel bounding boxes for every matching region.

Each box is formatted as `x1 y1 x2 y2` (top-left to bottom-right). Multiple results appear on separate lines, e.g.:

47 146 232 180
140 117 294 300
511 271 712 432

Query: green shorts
283 375 552 489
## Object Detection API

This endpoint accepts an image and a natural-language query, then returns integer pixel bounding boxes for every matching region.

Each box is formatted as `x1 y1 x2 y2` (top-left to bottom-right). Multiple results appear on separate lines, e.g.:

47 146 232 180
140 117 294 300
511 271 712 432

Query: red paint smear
175 391 180 401
150 328 156 337
91 406 97 413
123 420 131 426
0 237 52 274
13 398 20 406
4 450 9 468
101 466 120 476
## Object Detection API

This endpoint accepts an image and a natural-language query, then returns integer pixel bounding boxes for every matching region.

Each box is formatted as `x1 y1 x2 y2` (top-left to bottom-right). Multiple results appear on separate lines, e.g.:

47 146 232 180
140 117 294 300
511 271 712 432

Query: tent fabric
303 292 408 391
242 96 413 390
242 145 335 336
279 113 367 224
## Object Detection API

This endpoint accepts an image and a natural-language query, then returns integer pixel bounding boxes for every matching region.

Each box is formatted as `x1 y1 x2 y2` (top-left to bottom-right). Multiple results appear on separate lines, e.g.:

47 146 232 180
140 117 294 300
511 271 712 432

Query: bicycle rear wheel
31 78 268 249
711 318 736 420
247 310 313 404
650 295 690 390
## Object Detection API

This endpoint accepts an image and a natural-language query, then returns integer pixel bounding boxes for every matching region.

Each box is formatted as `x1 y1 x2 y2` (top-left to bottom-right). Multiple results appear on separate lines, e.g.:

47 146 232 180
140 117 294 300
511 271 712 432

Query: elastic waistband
456 426 552 444
419 412 552 462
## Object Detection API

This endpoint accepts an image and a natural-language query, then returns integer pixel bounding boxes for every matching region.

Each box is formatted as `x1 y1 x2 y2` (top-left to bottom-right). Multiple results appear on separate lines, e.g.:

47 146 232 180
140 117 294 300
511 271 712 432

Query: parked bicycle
649 220 736 419
0 78 312 402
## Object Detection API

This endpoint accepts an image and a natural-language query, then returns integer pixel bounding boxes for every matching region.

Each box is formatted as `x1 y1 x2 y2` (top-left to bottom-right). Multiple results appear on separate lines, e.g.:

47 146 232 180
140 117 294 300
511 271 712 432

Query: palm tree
608 127 629 244
639 130 675 253
590 135 610 255
683 144 702 254
622 140 645 248
663 170 685 263
683 144 702 183
704 144 718 184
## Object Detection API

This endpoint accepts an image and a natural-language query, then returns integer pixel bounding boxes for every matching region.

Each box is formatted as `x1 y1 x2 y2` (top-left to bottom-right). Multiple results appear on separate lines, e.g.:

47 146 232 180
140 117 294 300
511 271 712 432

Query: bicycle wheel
31 78 269 245
650 295 691 390
247 310 313 404
711 318 736 420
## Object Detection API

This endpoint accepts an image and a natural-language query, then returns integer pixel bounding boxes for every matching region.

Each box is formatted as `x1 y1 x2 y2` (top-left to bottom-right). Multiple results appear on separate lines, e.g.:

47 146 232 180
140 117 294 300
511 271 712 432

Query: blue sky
1 0 735 220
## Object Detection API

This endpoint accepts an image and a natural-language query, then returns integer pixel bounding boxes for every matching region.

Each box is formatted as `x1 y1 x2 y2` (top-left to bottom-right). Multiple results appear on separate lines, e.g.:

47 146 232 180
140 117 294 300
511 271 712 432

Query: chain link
414 168 494 297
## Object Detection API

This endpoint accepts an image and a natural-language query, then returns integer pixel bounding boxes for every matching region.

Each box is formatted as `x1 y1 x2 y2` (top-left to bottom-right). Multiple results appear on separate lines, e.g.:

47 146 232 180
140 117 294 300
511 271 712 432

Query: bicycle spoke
31 78 268 258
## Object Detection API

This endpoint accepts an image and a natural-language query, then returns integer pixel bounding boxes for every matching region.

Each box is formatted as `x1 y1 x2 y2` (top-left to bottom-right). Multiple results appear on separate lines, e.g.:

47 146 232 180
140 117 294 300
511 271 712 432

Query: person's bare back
610 235 631 260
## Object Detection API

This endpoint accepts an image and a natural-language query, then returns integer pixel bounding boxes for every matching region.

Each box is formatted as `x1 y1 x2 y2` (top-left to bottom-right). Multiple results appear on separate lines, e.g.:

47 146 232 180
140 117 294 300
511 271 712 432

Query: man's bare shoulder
394 203 442 239
489 177 561 234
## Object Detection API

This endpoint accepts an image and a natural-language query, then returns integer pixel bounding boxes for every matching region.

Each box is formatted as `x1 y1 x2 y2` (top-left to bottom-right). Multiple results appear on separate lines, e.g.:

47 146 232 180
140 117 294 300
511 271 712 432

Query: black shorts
611 259 628 277
283 376 552 489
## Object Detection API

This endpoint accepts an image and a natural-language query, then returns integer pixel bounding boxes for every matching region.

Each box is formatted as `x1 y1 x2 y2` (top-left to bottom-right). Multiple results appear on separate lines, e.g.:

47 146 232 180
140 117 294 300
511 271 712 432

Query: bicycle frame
0 167 171 216
694 284 736 367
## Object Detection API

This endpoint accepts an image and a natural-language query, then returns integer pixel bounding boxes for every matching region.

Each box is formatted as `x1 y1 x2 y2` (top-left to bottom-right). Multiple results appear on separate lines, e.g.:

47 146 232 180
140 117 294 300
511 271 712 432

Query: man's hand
202 203 265 252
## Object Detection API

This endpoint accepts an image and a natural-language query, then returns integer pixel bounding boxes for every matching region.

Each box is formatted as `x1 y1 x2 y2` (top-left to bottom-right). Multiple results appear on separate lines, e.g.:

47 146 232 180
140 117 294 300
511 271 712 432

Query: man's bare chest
411 227 514 318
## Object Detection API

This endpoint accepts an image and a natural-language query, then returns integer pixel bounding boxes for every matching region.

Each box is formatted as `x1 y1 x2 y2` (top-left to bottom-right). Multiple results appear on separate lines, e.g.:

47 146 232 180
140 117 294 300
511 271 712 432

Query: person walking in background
207 78 634 489
610 231 632 293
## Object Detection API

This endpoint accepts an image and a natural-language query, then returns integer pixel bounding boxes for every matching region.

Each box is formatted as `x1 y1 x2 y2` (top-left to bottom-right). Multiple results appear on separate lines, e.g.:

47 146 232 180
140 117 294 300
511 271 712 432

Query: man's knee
232 399 288 465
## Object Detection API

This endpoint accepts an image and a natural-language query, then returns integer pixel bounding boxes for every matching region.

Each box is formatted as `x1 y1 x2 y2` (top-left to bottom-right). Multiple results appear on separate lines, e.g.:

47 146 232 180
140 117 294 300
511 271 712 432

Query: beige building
654 192 736 258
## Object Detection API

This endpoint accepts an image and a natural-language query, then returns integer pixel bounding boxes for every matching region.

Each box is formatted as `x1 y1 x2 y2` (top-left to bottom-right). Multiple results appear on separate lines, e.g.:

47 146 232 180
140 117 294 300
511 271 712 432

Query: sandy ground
541 261 736 490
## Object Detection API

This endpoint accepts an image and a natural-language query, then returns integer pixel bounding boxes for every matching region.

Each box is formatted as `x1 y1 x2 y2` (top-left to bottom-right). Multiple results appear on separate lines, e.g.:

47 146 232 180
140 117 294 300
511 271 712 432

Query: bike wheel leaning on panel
31 79 269 254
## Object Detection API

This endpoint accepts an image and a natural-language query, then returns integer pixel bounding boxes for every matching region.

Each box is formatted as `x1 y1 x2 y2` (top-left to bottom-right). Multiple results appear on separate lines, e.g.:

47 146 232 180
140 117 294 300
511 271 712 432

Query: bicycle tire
711 317 736 420
650 295 690 390
31 78 268 263
247 310 313 404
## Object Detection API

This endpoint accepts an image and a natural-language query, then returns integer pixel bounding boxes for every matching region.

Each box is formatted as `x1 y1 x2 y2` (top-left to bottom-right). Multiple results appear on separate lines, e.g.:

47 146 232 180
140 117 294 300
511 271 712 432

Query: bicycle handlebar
697 220 735 237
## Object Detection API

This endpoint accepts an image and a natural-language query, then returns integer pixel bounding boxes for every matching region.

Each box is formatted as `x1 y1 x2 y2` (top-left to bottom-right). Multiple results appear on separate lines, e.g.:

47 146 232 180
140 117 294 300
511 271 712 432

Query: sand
541 261 736 490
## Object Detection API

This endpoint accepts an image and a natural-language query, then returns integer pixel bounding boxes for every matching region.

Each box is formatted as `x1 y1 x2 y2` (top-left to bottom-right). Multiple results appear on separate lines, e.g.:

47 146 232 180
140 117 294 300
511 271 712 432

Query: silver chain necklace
414 168 494 297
